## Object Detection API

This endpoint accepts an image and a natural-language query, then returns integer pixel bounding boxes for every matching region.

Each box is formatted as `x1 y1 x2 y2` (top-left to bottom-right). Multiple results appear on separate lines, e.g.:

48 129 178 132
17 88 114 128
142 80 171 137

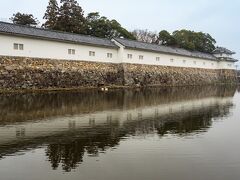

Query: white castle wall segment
122 49 220 69
0 35 119 64
0 34 236 70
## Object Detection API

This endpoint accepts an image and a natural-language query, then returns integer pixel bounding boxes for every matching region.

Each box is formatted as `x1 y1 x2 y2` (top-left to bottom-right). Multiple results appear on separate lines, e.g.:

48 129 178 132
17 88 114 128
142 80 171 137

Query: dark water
0 86 240 180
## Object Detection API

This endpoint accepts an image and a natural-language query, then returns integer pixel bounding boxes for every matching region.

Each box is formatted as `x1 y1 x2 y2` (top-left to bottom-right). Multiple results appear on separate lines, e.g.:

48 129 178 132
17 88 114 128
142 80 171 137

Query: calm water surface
0 86 240 180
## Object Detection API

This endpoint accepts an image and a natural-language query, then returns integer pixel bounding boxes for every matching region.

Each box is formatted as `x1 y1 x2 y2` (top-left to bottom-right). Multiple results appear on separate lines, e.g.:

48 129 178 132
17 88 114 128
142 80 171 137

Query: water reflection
0 85 237 172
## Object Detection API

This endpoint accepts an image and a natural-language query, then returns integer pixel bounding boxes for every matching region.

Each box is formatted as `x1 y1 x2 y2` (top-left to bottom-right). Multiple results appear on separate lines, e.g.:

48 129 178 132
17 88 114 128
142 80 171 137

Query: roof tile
0 21 118 48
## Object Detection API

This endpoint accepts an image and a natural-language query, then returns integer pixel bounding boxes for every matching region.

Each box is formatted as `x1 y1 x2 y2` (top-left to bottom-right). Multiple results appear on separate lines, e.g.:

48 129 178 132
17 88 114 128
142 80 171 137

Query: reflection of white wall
0 96 233 145
0 34 236 70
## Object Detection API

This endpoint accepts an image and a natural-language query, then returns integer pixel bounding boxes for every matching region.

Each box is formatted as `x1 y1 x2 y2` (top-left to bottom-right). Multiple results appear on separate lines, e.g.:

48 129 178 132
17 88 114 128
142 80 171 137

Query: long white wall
0 34 119 63
0 34 236 70
122 49 235 70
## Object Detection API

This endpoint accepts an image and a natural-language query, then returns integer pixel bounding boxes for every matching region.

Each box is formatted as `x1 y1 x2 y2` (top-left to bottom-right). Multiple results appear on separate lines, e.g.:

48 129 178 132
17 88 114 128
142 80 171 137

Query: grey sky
1 0 239 67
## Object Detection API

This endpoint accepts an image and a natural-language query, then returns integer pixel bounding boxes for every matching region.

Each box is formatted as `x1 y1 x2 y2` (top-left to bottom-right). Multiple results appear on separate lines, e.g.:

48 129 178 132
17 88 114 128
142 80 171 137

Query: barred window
19 44 24 50
68 49 75 55
107 53 113 58
139 55 144 60
13 43 24 50
13 43 18 50
89 51 95 56
127 54 132 59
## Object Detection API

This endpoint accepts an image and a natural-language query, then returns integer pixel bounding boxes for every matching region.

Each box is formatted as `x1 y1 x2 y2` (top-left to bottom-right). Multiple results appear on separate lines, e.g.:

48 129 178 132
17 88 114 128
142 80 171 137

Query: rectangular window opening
127 54 132 59
107 53 113 58
14 43 18 50
72 49 75 55
13 43 24 50
68 49 75 55
19 44 24 50
89 51 95 56
139 55 144 60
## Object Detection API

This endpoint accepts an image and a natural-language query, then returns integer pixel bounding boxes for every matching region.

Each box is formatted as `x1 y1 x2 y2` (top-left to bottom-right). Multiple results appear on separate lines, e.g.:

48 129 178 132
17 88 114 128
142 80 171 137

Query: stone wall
0 56 123 90
123 63 237 86
0 56 237 90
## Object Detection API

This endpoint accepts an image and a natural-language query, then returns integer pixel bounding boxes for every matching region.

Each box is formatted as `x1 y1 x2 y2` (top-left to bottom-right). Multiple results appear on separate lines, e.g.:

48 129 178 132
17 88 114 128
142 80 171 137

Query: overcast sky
1 0 239 67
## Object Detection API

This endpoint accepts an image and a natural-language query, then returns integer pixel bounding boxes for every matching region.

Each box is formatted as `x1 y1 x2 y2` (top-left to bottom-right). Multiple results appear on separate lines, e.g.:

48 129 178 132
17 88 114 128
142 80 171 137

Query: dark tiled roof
0 21 118 48
114 38 217 61
212 47 235 55
220 57 238 62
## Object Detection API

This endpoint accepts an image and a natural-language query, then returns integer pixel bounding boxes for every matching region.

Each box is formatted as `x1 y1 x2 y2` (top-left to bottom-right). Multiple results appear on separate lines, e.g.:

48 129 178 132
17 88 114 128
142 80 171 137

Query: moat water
0 86 240 180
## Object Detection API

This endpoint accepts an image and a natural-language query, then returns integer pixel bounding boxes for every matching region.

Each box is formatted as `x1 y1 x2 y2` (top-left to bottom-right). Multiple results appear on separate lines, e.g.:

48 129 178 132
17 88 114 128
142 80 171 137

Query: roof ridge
213 46 235 54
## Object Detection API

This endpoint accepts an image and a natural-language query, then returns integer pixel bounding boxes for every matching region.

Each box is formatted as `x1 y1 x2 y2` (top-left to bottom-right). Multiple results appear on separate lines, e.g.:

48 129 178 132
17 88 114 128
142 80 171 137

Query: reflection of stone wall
0 100 233 171
0 86 236 123
0 86 236 170
0 56 237 90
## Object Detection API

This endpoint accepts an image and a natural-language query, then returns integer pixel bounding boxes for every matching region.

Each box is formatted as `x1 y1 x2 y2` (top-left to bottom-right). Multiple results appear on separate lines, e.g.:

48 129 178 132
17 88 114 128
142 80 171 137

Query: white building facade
0 21 238 70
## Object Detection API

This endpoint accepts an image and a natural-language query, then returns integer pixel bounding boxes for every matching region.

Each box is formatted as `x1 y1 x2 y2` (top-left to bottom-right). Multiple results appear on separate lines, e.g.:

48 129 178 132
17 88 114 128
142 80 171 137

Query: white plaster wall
112 39 124 61
0 34 119 63
122 49 235 70
218 61 236 70
0 34 236 69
